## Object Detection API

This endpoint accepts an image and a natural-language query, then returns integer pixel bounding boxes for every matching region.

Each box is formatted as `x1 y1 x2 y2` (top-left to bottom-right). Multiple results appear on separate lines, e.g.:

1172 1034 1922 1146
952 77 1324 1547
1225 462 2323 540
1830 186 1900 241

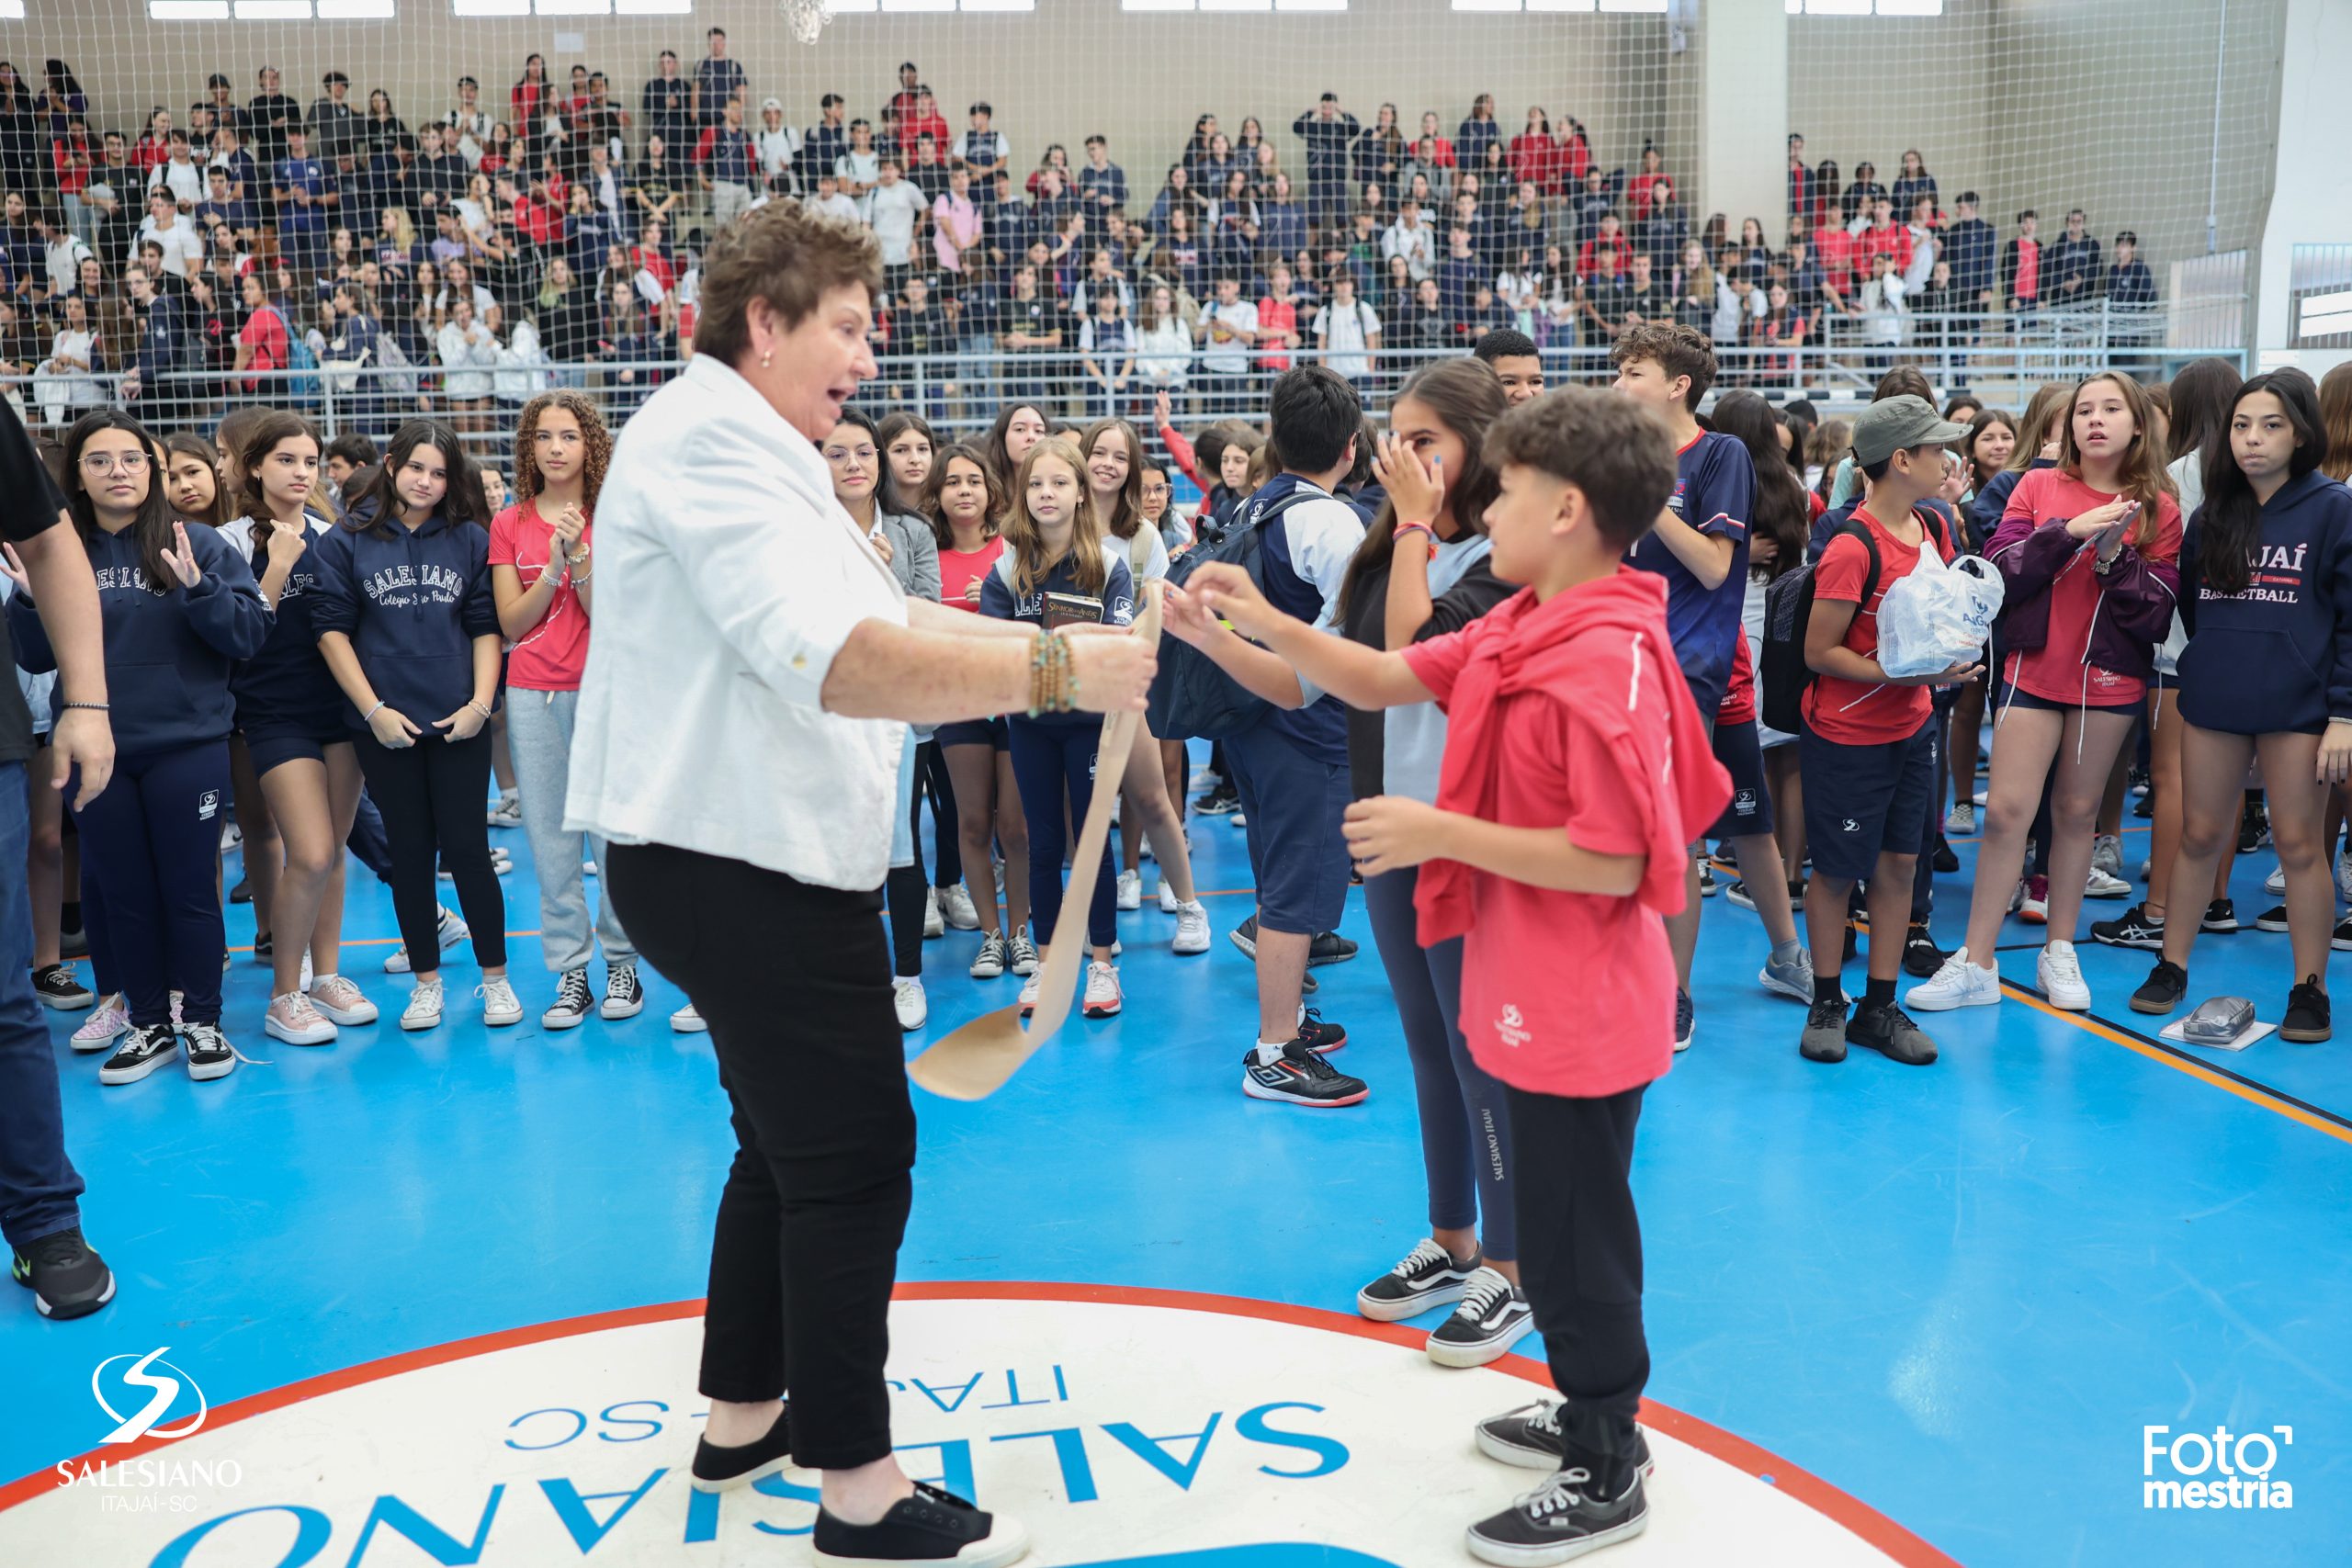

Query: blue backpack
1148 488 1317 740
261 308 322 406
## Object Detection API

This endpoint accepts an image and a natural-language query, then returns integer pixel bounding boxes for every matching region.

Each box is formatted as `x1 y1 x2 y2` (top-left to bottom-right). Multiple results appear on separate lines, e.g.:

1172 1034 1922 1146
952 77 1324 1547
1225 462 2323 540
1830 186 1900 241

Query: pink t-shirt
938 536 1006 613
487 500 593 691
1400 611 1680 1099
1999 467 2182 707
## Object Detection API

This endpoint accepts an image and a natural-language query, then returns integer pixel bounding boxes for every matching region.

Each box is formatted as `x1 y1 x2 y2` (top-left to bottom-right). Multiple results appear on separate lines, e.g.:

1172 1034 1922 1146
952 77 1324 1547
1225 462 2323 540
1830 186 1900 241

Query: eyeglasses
81 452 150 475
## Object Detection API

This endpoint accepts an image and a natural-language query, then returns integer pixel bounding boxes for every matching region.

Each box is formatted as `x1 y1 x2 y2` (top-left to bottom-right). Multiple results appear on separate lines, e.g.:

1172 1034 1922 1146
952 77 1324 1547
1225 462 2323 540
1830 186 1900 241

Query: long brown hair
922 442 1004 551
163 432 226 527
237 411 325 525
1333 358 1506 626
2318 362 2352 484
511 389 612 513
1962 408 2017 490
2165 357 2244 474
1079 417 1148 540
2054 370 2174 548
61 411 175 592
2006 381 2074 472
981 402 1049 517
1001 435 1108 598
345 420 488 536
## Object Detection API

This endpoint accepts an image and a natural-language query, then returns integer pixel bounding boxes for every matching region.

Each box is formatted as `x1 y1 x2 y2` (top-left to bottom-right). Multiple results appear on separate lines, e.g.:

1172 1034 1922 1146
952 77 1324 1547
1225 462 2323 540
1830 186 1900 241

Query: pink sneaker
71 994 128 1053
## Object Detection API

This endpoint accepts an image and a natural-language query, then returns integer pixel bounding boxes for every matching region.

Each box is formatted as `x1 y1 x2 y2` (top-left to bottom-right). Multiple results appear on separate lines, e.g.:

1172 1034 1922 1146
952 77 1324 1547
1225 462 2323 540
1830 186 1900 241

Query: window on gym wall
1122 0 1347 12
152 0 392 15
1450 0 1665 12
831 0 1039 11
1785 0 1944 13
449 0 685 13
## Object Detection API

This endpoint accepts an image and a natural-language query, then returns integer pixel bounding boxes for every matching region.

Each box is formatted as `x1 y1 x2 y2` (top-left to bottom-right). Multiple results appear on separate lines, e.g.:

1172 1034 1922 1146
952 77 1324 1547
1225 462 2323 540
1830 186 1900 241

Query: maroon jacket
1986 508 2177 681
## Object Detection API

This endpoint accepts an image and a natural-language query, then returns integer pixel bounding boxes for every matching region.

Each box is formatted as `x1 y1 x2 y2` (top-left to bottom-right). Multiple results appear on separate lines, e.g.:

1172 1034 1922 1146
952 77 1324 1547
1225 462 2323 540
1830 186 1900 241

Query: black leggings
912 739 960 889
885 863 925 979
603 842 912 1471
1509 1082 1647 1486
355 730 506 972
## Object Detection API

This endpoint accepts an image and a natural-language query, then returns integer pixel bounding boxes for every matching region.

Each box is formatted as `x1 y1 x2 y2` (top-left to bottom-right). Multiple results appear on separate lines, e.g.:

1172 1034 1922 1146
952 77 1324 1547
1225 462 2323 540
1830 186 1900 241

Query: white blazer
565 354 909 890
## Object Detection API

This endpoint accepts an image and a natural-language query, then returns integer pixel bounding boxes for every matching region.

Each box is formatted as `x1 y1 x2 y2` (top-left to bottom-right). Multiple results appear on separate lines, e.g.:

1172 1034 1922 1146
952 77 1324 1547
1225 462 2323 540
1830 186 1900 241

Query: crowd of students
0 50 2161 447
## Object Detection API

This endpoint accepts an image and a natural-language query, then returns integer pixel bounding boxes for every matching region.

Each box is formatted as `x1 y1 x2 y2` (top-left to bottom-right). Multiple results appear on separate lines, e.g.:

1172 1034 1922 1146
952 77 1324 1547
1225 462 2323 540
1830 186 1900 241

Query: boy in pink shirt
1166 389 1728 1563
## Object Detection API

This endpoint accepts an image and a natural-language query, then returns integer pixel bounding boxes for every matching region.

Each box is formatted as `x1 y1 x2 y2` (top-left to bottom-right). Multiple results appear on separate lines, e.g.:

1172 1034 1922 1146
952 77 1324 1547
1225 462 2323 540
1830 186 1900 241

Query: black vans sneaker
2091 904 2165 950
1356 1237 1477 1323
811 1482 1027 1568
1847 1001 1938 1066
181 1021 236 1082
31 964 95 1010
2202 899 2241 933
2255 904 2290 933
1241 1042 1369 1107
2130 960 2188 1015
1474 1402 1656 1481
1427 1268 1534 1368
1466 1466 1648 1566
690 1404 793 1492
10 1227 117 1319
2282 976 2332 1043
97 1023 179 1086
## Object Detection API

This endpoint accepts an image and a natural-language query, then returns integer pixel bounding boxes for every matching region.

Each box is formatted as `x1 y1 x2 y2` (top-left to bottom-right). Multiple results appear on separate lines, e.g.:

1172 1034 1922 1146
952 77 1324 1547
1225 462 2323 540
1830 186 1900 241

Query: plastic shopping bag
1876 549 2005 679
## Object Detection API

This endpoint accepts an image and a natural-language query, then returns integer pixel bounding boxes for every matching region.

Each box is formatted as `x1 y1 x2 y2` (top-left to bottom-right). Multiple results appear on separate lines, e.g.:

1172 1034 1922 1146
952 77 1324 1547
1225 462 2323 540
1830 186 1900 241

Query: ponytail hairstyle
1002 434 1108 598
344 419 487 537
875 409 937 517
2198 369 2324 598
60 411 175 592
236 410 325 525
512 389 613 513
2054 370 2174 548
922 441 1006 550
163 432 227 527
1333 356 1506 625
1711 389 1809 583
1079 416 1148 541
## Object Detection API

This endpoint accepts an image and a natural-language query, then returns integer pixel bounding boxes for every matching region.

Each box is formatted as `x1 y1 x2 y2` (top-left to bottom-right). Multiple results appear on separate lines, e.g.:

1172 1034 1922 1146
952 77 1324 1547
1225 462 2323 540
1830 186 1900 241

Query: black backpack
1148 488 1318 740
1759 506 1950 736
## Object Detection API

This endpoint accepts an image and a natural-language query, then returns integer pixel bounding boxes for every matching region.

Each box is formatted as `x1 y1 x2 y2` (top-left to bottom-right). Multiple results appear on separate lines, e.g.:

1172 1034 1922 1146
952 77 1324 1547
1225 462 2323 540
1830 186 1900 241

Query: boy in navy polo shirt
1609 323 1749 1048
1799 395 1976 1067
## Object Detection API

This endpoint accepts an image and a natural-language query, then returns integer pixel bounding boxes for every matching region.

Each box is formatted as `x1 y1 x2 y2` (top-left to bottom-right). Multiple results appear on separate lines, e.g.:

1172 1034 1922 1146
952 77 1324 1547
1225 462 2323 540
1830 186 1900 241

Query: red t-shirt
1401 602 1688 1098
937 536 1005 613
1255 297 1296 371
1812 226 1856 288
487 500 594 691
1998 468 2182 707
2013 236 2040 299
238 307 287 392
1718 630 1755 726
1802 504 1953 746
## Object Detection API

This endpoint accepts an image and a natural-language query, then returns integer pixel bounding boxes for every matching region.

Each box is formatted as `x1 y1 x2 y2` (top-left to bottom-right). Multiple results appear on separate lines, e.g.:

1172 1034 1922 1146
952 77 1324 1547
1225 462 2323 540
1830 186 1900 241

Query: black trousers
604 842 914 1471
355 730 506 972
1507 1082 1648 1483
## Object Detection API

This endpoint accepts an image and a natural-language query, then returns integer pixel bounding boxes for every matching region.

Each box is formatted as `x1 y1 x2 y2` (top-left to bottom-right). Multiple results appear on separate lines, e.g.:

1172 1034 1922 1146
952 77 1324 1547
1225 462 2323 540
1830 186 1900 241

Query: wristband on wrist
60 700 109 713
362 700 387 724
1393 520 1434 545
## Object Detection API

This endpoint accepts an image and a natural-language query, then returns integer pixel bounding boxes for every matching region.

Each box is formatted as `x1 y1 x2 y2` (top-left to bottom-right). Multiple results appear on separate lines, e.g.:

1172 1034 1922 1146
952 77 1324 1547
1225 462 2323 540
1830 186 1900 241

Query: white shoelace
1519 1468 1596 1519
1453 1268 1516 1322
1389 1237 1451 1280
2042 942 2085 987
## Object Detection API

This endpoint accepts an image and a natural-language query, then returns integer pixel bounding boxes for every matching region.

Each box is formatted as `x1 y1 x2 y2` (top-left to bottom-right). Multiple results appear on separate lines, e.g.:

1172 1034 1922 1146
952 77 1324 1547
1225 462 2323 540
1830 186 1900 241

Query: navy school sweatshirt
220 512 346 736
978 540 1136 727
306 511 500 729
6 520 269 754
2177 469 2352 736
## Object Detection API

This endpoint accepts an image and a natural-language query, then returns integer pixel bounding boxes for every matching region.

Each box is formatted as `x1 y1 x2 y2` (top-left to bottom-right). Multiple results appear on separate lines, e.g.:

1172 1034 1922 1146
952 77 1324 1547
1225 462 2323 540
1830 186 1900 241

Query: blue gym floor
4 750 2348 1567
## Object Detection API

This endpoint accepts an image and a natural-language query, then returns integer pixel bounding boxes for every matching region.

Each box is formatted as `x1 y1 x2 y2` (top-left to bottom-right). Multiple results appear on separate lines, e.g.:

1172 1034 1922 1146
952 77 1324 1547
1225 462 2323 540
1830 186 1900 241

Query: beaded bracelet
1028 628 1084 717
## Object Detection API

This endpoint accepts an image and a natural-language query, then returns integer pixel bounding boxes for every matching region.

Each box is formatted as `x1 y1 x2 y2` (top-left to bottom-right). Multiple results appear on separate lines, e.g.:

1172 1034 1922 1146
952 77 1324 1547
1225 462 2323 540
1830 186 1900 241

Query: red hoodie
1401 567 1729 1098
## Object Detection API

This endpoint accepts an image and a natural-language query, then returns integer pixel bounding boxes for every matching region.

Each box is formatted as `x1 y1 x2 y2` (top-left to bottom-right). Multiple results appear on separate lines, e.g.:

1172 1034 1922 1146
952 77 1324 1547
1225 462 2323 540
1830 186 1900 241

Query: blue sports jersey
1626 428 1751 713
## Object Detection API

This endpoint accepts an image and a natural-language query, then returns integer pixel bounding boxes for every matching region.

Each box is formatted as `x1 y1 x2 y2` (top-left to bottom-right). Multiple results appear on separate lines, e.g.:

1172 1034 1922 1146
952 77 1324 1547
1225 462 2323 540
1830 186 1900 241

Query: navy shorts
243 726 352 777
936 716 1011 750
1227 720 1351 936
1708 718 1772 840
1800 718 1935 884
1996 682 2143 717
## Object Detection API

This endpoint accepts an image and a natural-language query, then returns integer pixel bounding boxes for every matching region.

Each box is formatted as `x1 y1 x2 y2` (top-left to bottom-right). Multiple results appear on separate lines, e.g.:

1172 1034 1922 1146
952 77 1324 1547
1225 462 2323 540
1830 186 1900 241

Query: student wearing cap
1795 395 1978 1068
753 98 801 197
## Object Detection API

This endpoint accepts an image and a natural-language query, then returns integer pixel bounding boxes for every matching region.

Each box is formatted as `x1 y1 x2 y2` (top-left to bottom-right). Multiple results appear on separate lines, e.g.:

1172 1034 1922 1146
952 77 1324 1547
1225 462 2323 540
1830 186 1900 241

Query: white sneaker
401 976 446 1031
1018 974 1041 1017
1081 959 1122 1018
1172 900 1211 954
2092 833 2122 879
264 990 338 1045
1944 803 1975 834
385 906 469 974
1115 869 1142 911
2084 864 2131 899
1159 881 1179 914
479 976 524 1028
2037 939 2092 1011
671 1002 707 1033
922 886 945 939
893 976 928 1031
1905 947 2002 1011
2266 864 2288 897
309 974 378 1025
71 994 129 1052
939 884 982 931
486 793 523 829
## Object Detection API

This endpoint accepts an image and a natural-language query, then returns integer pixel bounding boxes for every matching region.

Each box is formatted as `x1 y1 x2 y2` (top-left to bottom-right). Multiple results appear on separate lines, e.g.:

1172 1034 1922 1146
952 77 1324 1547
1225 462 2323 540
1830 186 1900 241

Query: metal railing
1 301 2233 457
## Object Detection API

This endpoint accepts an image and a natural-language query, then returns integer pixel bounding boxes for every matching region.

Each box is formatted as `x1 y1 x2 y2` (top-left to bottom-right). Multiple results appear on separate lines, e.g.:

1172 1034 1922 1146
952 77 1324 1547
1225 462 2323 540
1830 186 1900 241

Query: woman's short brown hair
694 199 881 367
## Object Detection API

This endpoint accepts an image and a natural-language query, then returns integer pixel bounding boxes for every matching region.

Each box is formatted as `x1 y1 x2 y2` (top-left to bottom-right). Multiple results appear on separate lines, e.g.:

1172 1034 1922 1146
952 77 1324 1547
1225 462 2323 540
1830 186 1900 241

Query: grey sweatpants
508 686 635 974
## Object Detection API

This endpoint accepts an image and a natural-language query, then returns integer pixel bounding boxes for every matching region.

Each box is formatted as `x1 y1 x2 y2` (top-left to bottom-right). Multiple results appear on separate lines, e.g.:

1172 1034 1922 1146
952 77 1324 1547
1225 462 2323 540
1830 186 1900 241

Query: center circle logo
9 1288 1944 1567
91 1349 209 1447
